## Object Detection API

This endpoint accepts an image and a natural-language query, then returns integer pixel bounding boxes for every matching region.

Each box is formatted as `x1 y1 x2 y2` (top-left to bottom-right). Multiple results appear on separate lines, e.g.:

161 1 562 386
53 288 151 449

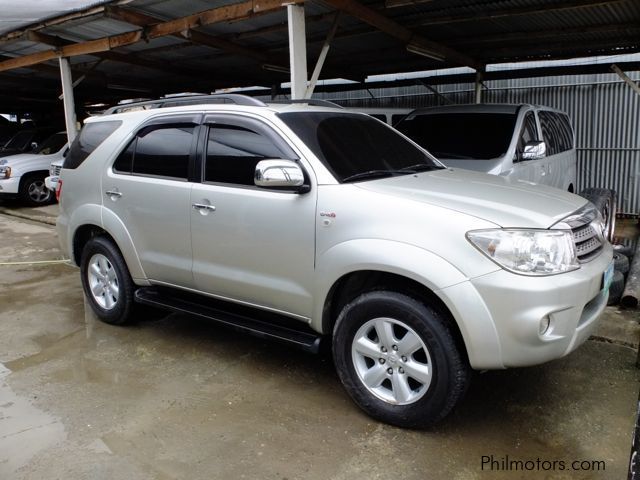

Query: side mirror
255 159 305 190
522 140 546 161
30 142 39 151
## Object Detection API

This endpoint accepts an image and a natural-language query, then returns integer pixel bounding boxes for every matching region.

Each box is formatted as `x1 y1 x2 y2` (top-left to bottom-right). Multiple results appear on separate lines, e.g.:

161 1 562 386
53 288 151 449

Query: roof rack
268 99 344 109
102 94 267 114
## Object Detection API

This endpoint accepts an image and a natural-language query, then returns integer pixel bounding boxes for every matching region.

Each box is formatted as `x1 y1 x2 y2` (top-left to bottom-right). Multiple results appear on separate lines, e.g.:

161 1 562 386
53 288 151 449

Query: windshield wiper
342 170 395 183
430 151 475 160
397 163 444 173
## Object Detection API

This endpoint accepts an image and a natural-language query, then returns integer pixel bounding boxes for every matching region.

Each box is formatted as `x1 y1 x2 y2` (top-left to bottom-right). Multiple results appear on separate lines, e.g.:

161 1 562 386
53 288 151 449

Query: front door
190 115 316 319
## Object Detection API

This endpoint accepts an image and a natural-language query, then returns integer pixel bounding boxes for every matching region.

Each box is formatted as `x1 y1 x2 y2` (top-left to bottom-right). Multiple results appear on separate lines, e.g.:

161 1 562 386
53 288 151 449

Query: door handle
192 203 216 211
105 189 122 200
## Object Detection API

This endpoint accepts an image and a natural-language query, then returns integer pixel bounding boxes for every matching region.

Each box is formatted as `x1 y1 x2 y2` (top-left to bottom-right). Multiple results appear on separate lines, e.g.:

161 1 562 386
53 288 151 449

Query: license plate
602 261 614 293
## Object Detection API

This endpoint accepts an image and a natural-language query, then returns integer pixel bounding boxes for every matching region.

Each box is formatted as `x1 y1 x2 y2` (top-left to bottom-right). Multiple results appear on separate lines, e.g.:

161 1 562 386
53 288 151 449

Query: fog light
539 316 551 336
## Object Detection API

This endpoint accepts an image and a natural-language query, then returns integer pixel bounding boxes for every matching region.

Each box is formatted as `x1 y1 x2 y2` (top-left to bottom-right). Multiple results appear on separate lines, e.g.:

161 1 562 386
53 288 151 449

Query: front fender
314 238 468 329
313 238 503 369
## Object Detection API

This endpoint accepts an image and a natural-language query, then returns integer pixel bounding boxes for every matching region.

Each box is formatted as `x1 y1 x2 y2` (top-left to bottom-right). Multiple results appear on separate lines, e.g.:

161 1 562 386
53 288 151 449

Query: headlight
467 229 579 276
0 165 11 179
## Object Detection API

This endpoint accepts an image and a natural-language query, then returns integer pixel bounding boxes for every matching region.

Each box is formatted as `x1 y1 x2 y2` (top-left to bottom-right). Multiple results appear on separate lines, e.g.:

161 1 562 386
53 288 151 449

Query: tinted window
37 133 67 155
279 112 442 183
205 124 290 185
396 112 517 160
113 138 135 173
64 121 122 169
516 112 539 157
131 125 194 179
3 130 34 150
539 111 573 156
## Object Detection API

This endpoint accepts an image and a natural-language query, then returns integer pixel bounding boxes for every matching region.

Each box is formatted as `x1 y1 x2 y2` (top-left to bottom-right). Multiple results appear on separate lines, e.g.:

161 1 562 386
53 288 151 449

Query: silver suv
57 95 613 428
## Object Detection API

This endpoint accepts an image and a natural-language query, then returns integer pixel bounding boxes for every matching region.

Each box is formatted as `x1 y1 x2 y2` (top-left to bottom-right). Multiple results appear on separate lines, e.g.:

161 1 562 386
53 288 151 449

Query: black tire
80 236 135 325
579 188 616 242
19 174 53 207
332 290 470 428
613 244 634 259
607 270 625 306
613 253 630 275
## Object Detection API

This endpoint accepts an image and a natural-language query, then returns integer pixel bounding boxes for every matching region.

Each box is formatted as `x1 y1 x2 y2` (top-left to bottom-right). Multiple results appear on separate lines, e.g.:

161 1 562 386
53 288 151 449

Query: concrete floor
0 211 639 480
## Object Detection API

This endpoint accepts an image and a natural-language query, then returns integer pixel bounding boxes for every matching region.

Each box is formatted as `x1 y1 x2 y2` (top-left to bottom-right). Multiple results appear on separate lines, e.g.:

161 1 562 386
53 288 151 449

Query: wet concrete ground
0 212 638 480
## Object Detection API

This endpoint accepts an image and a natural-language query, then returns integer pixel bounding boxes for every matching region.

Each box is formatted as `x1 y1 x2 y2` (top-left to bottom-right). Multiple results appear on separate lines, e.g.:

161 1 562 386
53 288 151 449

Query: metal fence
315 72 640 214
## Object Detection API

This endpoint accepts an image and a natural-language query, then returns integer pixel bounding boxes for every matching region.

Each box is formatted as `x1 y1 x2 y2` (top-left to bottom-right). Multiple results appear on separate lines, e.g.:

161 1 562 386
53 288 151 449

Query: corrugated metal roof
0 0 638 114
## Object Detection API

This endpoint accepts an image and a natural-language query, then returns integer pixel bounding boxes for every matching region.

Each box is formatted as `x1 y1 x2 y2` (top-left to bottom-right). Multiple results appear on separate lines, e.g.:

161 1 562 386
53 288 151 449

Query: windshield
3 130 33 150
278 112 442 183
396 112 517 160
37 133 67 154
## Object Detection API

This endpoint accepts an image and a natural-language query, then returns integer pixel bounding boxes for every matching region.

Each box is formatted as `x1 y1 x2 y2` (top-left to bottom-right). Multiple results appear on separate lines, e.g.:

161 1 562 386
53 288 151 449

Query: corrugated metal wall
316 72 640 213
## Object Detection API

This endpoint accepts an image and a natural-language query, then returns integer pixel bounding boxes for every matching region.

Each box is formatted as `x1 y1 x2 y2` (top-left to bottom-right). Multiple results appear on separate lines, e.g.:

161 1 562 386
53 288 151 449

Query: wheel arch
321 270 470 364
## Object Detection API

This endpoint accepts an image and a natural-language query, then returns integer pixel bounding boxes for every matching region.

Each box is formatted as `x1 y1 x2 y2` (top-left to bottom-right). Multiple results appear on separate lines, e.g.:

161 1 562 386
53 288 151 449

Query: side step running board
134 288 322 354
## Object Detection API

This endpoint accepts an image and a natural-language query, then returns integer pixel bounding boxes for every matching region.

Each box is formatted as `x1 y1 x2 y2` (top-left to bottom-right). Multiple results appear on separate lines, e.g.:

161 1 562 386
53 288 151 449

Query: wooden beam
105 6 276 64
0 0 301 73
320 0 481 69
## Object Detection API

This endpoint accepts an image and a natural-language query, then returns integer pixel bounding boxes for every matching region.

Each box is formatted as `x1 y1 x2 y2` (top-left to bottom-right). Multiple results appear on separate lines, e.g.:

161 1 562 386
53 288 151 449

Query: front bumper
0 176 21 195
439 243 613 369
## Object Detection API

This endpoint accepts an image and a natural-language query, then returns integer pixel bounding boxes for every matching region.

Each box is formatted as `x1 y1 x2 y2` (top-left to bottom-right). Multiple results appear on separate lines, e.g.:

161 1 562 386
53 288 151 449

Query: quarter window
64 121 122 169
205 122 293 186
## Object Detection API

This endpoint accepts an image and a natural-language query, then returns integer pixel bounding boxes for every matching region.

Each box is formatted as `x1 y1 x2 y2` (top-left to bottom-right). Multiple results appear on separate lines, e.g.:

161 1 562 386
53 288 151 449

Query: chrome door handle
105 189 122 200
192 203 216 211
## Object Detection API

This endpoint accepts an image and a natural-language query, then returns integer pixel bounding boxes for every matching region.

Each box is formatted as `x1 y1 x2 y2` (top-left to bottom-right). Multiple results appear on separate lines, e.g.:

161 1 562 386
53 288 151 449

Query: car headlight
0 165 11 179
467 229 579 275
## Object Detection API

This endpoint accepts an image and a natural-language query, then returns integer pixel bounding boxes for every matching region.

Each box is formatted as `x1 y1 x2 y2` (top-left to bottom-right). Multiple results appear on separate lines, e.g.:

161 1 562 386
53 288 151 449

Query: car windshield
396 112 518 160
3 130 33 150
278 112 443 183
37 133 67 154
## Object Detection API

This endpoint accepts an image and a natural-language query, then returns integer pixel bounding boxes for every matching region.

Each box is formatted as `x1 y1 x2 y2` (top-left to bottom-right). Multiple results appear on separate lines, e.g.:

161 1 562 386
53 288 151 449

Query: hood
437 157 504 175
356 168 586 229
0 152 41 164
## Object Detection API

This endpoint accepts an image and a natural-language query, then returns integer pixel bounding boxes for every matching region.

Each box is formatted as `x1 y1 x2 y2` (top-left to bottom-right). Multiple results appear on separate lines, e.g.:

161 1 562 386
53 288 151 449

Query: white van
396 104 577 192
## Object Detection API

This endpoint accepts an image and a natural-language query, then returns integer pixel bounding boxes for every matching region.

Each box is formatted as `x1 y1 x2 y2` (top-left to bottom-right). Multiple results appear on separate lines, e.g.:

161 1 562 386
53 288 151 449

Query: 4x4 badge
320 212 336 218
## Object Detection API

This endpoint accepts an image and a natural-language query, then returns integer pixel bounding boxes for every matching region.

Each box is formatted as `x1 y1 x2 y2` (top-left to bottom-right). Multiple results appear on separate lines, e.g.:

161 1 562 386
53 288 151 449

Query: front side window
396 112 517 161
205 120 294 186
37 133 67 155
279 112 442 183
516 112 539 158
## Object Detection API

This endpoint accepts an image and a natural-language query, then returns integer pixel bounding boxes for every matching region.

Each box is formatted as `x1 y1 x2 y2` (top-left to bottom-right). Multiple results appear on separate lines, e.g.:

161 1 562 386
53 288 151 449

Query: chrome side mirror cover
522 140 546 161
255 159 305 189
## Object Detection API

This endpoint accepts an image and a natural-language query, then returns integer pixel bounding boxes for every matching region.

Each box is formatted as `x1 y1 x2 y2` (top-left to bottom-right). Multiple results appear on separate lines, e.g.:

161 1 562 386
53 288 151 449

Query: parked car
45 156 64 193
0 127 59 158
0 116 20 146
0 132 68 205
57 95 613 428
395 104 616 240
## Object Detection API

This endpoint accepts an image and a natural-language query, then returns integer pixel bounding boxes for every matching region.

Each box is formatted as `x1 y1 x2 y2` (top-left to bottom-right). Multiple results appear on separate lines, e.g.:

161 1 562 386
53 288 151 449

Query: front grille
572 224 603 262
559 203 604 263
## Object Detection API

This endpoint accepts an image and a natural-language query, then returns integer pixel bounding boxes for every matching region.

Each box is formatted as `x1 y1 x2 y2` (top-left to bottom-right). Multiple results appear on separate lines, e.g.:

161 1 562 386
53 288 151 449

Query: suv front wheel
332 290 470 428
80 236 135 325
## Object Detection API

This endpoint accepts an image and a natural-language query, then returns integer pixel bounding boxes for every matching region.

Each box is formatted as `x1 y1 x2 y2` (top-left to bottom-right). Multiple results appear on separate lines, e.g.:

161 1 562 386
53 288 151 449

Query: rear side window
64 121 121 169
113 124 195 180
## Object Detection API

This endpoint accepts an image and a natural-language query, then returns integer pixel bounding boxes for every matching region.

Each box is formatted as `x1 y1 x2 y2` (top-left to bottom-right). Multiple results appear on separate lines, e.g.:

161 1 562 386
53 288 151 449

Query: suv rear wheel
80 236 135 325
332 290 470 428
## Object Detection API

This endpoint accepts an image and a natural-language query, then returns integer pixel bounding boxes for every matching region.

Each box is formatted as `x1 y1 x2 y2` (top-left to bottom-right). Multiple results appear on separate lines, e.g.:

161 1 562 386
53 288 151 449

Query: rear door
102 114 200 287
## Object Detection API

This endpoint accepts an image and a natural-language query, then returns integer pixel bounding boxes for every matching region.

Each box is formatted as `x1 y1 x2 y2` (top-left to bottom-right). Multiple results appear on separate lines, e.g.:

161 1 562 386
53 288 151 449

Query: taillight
55 179 62 201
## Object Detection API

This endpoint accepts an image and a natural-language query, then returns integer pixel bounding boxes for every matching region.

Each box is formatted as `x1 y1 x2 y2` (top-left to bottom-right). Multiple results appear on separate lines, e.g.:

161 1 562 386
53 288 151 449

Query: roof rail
102 94 267 115
268 99 344 109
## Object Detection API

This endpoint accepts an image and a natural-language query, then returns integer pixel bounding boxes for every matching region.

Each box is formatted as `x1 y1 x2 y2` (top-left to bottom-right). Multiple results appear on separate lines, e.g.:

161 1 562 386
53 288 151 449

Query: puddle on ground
0 363 66 477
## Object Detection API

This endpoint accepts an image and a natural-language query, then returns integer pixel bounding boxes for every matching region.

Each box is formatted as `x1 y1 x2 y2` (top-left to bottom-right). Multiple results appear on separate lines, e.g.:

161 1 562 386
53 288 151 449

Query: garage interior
0 1 639 479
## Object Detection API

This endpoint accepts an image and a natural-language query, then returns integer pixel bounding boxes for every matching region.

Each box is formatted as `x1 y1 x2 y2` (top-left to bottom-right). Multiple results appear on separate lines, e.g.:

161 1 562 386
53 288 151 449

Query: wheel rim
87 253 120 310
351 317 432 405
27 180 50 203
